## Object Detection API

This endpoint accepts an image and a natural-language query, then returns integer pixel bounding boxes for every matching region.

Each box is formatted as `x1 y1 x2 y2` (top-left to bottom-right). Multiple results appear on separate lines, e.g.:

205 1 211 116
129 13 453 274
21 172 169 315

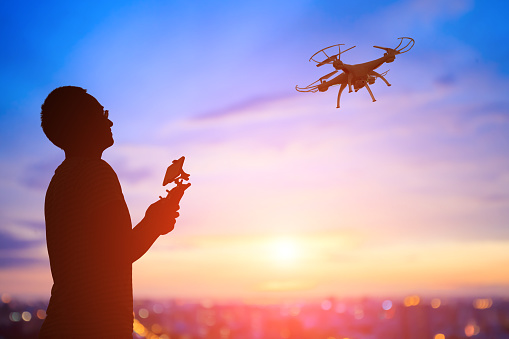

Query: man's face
75 94 114 152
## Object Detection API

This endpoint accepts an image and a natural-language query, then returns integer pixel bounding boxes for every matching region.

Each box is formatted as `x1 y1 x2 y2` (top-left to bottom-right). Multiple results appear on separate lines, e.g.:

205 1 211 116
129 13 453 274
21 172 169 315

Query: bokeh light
151 323 162 334
465 320 480 337
382 300 392 310
152 303 164 314
431 298 441 309
133 318 148 337
321 299 332 311
36 309 47 319
473 298 493 310
1 293 11 303
9 312 21 322
139 308 150 318
404 295 420 307
21 311 32 321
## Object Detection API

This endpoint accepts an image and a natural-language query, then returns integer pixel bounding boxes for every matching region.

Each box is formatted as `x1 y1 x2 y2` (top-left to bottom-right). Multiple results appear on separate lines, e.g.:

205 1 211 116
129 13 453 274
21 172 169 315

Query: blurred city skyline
1 0 509 300
2 294 508 339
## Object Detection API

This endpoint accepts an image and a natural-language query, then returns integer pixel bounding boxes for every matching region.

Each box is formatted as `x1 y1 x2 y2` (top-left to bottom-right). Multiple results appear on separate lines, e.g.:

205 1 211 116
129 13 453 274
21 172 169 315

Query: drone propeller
295 69 340 93
373 37 415 54
309 44 356 67
316 55 339 67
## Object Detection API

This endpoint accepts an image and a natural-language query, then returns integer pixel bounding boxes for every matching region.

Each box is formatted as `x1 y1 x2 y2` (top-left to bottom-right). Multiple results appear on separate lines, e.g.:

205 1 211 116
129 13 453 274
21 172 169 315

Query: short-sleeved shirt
39 158 133 338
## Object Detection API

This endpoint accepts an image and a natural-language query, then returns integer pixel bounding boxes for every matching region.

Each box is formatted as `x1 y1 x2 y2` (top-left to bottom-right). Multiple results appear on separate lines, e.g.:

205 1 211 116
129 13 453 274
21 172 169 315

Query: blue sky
1 0 509 299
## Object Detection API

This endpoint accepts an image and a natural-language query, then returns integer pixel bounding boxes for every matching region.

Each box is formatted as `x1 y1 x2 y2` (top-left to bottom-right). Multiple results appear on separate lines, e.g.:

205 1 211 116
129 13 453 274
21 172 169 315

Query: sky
1 0 509 301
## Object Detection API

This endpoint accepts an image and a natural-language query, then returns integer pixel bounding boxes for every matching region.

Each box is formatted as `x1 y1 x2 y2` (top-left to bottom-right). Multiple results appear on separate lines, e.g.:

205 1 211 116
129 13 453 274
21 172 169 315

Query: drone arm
321 70 339 81
316 56 335 67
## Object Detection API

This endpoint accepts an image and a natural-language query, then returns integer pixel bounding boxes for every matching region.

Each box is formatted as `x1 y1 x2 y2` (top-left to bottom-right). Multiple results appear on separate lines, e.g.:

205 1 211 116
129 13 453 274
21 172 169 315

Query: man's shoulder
48 158 124 208
83 159 117 179
50 158 121 195
55 158 117 179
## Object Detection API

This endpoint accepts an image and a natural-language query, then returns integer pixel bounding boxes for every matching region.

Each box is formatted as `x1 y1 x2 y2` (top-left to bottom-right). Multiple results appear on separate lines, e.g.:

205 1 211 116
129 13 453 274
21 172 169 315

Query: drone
296 37 415 108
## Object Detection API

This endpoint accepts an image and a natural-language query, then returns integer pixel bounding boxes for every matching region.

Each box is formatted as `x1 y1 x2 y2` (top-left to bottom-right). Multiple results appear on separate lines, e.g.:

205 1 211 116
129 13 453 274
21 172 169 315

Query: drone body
296 37 414 108
160 156 191 208
163 156 189 186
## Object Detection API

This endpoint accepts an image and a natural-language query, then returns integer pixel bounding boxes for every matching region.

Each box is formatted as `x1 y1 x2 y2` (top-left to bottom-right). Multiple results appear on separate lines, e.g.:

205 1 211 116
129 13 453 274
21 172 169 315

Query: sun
271 237 299 262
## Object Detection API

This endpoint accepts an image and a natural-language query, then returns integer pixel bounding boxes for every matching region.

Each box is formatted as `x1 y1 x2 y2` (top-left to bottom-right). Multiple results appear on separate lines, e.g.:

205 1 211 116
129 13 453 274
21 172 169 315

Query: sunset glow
270 237 300 263
1 0 509 303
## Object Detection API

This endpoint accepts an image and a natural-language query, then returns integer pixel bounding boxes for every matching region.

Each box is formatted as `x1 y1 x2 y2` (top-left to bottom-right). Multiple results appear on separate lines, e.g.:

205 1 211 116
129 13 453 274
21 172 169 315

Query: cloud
106 153 156 185
0 231 41 251
0 256 46 268
350 0 474 38
191 93 294 123
435 73 457 87
0 220 46 268
19 156 62 191
0 220 45 250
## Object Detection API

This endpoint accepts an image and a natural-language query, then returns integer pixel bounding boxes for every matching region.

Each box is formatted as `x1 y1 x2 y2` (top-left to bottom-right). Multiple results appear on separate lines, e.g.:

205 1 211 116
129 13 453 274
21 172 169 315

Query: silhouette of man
39 86 180 338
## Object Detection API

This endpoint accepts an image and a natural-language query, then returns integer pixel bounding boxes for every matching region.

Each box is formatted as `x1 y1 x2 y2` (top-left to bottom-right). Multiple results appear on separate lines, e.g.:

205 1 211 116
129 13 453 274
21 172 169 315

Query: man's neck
64 148 103 160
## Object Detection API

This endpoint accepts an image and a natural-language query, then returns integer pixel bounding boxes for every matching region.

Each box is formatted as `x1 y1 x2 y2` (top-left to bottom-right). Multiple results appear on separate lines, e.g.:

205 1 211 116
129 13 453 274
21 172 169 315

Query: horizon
3 294 506 338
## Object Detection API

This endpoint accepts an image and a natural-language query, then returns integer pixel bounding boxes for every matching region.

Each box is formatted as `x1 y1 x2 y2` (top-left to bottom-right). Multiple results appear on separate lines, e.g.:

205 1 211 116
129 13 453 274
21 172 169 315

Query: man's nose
107 119 113 127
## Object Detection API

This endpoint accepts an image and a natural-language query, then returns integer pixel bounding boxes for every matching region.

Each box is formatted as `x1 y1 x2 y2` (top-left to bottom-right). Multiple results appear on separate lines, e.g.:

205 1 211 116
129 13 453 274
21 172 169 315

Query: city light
152 304 164 314
382 300 392 310
321 299 332 310
473 298 493 310
0 296 508 338
151 323 163 333
431 298 441 309
1 294 11 304
353 308 364 320
465 321 480 337
133 318 148 337
21 311 32 321
404 295 420 307
36 309 46 319
139 308 150 318
8 312 21 322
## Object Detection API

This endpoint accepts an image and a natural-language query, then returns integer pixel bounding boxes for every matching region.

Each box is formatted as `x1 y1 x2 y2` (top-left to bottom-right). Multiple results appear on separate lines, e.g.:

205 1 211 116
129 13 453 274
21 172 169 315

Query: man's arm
95 199 179 264
131 198 180 262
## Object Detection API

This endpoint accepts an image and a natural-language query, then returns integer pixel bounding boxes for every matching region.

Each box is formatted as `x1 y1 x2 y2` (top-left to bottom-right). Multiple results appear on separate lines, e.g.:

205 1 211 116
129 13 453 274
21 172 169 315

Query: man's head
41 86 113 154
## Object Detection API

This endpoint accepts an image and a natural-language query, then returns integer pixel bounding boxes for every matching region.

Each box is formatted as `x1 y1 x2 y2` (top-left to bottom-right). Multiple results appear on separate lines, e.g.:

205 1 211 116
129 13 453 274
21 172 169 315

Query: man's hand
144 198 180 235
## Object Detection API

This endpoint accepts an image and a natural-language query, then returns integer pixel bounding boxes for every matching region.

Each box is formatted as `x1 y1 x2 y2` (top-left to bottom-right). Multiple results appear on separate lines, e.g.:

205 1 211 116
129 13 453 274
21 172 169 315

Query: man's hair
41 86 90 149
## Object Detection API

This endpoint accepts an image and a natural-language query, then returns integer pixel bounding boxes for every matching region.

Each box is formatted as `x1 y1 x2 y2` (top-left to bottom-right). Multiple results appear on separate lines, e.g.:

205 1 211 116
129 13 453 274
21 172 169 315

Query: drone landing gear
370 71 391 87
336 83 347 108
347 73 354 93
364 83 376 102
